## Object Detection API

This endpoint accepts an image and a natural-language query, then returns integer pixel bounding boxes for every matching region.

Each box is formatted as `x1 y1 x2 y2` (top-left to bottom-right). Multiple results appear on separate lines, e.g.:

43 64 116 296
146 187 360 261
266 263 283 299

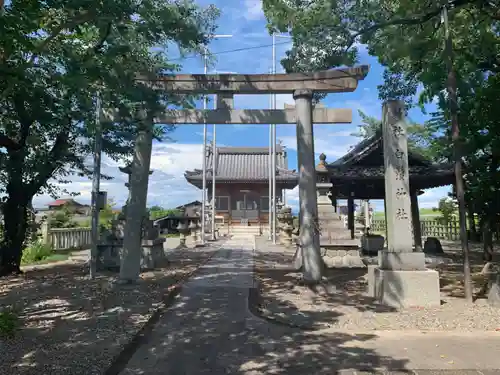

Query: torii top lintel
136 65 370 94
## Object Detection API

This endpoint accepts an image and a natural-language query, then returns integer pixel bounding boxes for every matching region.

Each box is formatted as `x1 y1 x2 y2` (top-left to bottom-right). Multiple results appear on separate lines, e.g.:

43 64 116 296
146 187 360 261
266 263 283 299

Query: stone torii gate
119 67 369 284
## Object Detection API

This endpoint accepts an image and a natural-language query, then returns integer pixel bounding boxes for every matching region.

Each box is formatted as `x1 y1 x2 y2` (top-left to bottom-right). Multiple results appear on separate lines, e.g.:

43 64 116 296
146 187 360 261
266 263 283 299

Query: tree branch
344 0 479 52
93 22 113 54
0 134 20 150
28 11 96 65
12 94 32 146
29 126 70 196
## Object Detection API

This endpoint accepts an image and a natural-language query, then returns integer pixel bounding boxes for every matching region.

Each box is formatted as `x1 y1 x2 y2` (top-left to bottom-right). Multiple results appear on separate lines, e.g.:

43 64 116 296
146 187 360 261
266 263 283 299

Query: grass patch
373 209 440 219
21 241 69 265
0 308 21 338
161 233 180 238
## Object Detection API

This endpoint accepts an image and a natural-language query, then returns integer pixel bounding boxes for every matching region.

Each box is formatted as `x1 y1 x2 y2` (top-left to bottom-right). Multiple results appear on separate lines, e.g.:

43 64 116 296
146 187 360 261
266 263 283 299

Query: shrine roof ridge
210 146 286 154
184 145 298 189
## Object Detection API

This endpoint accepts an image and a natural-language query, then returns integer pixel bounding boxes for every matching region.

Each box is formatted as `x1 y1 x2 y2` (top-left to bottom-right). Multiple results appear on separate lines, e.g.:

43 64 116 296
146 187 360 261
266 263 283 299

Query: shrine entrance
117 66 369 284
232 190 260 225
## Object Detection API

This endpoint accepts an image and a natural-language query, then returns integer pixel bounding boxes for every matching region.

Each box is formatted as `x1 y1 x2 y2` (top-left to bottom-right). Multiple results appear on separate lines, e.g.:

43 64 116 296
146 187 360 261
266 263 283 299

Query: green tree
263 0 500 300
149 206 182 220
351 110 436 160
432 197 457 225
0 0 219 275
48 208 77 229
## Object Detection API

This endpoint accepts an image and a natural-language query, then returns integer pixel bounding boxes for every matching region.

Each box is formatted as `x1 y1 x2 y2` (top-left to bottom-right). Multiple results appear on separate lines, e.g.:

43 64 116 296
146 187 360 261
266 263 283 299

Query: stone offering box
96 218 166 272
97 238 166 272
360 234 385 256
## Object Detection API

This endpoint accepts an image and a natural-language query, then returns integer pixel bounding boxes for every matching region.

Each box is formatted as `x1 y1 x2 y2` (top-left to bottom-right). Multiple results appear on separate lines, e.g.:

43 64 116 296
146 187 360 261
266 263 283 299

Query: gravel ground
253 237 500 332
0 245 219 375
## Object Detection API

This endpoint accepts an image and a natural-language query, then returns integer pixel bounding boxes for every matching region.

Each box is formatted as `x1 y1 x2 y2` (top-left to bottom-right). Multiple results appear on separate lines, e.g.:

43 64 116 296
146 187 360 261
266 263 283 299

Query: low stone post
369 100 440 307
278 207 294 248
41 221 50 245
294 89 322 283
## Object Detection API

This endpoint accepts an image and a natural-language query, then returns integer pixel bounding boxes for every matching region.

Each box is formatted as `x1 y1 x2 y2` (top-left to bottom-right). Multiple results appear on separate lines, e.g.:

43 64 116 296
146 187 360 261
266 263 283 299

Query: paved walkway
118 235 500 375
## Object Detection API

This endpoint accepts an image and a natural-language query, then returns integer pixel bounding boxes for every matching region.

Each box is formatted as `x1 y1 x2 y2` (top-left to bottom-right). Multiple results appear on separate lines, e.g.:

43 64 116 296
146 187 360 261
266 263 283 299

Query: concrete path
119 234 260 375
118 235 500 374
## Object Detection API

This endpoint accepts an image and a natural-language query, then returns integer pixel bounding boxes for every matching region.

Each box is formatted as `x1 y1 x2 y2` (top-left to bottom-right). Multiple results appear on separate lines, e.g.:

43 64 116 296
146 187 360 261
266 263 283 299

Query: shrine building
184 145 298 232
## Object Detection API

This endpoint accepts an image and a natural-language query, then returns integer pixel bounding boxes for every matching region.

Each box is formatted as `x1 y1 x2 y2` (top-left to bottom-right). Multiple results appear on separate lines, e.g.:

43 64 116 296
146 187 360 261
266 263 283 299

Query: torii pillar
294 89 322 282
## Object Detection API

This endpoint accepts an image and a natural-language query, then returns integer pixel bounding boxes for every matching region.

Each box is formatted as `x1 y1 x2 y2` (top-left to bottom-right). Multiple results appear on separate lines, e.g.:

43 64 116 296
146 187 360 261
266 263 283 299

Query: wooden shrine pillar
411 191 423 252
347 194 355 239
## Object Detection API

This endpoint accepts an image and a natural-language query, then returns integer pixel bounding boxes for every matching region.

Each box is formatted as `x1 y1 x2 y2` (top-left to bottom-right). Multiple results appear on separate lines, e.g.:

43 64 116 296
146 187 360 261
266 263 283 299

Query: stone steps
228 225 262 236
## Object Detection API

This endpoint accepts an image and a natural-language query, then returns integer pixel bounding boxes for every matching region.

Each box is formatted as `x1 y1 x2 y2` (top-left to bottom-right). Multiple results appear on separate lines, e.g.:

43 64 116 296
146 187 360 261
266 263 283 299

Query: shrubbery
0 308 21 338
21 241 54 265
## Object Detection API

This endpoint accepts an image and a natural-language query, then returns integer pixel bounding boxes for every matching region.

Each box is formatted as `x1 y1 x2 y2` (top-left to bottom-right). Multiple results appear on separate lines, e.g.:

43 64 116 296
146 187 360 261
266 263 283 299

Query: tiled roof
48 199 83 207
328 164 455 189
185 146 298 188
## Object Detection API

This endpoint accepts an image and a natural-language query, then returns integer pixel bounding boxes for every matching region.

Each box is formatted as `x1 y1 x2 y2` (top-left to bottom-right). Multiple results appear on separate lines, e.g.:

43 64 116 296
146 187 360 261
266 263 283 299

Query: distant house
152 200 202 234
176 200 202 217
47 199 90 215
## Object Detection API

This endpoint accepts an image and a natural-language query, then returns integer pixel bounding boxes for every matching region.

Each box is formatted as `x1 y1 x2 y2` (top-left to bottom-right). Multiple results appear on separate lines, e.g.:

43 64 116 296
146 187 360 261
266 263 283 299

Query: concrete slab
372 268 441 308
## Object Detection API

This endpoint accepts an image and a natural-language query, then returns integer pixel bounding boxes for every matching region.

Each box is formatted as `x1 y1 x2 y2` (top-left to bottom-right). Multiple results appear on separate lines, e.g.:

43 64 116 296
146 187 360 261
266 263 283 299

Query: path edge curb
104 245 222 375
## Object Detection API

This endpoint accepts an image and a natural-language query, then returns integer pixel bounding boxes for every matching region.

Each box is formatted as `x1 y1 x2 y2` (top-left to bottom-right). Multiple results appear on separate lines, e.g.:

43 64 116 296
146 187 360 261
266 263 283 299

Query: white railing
46 227 92 250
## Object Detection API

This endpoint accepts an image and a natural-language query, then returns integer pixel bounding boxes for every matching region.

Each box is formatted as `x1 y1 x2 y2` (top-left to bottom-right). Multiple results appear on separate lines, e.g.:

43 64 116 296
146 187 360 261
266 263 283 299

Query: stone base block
322 248 366 268
97 238 166 272
378 251 426 271
370 268 441 308
366 265 377 297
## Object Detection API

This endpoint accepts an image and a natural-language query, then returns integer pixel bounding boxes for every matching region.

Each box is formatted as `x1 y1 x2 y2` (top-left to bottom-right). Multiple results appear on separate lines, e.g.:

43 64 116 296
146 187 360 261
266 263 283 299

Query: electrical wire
169 40 292 62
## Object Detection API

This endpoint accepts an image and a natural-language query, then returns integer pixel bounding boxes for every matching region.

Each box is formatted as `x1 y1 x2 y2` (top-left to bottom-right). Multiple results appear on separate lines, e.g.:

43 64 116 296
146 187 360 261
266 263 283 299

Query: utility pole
268 68 273 240
442 5 472 302
271 33 292 244
201 48 208 246
209 69 237 239
90 92 102 279
200 34 232 244
271 33 277 244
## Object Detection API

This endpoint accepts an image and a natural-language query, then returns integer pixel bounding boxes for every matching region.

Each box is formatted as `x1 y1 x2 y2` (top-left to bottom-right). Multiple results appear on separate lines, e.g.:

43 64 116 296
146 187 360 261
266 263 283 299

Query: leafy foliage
433 197 458 225
263 0 500 227
351 110 436 160
21 240 54 265
48 208 78 229
0 0 219 274
0 308 20 338
149 206 183 220
81 198 118 231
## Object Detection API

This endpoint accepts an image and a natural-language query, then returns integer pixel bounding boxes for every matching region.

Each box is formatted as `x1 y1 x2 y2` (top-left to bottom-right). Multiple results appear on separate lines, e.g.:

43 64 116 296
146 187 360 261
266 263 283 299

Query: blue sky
33 0 451 212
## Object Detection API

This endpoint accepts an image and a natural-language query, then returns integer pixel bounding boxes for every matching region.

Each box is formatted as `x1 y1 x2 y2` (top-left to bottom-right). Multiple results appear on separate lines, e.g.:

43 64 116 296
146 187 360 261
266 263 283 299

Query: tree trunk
443 6 473 302
483 217 494 262
0 195 29 276
467 205 478 242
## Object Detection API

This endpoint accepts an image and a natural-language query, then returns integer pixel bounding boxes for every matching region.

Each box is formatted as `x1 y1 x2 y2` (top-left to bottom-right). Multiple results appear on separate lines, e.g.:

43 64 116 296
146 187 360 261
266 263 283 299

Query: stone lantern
277 206 294 248
188 220 198 243
176 220 190 248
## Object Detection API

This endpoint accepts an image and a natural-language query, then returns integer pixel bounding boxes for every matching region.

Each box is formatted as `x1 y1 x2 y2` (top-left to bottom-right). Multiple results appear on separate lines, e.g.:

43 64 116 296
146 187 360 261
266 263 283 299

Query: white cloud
33 142 206 210
279 131 357 159
243 0 264 20
418 187 451 208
